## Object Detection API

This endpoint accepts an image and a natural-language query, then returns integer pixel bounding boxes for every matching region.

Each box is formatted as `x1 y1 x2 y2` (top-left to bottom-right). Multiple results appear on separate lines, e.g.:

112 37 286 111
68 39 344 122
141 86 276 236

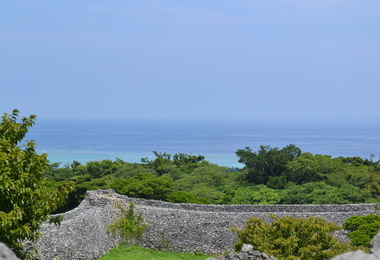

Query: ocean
25 118 380 168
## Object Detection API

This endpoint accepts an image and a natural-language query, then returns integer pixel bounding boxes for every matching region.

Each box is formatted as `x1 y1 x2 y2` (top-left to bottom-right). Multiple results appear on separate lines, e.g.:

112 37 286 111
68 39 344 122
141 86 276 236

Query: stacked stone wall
33 189 380 260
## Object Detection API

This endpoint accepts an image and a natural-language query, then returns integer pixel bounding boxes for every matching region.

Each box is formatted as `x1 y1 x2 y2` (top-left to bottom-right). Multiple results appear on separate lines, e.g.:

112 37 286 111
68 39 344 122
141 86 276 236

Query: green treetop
0 110 73 259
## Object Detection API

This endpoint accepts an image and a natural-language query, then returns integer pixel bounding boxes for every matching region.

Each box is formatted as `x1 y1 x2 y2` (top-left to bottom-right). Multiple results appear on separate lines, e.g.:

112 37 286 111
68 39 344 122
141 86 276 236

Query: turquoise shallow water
41 150 240 168
25 118 380 167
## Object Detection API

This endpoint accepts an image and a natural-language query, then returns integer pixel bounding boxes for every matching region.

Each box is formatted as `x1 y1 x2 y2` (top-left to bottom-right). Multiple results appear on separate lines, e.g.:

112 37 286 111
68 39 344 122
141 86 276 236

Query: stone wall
33 189 380 260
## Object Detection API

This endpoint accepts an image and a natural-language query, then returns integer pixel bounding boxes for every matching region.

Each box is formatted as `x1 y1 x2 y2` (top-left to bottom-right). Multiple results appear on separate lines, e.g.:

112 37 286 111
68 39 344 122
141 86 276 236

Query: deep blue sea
25 118 380 168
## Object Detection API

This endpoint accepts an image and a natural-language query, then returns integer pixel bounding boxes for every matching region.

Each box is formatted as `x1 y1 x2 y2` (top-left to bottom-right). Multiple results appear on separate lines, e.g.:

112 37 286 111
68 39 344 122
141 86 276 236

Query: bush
107 202 147 244
280 182 370 204
111 173 174 200
165 191 211 204
343 214 380 247
229 185 281 204
232 214 359 260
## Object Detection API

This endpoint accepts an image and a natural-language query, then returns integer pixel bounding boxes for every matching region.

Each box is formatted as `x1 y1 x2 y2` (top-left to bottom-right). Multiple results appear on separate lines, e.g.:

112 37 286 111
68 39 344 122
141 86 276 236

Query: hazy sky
1 1 380 120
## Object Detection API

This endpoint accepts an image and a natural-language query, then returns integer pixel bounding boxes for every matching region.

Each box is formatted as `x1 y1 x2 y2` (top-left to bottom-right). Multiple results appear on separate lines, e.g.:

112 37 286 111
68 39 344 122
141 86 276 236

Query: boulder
371 231 380 254
0 243 20 260
330 250 380 260
208 244 277 260
331 229 380 260
241 244 254 252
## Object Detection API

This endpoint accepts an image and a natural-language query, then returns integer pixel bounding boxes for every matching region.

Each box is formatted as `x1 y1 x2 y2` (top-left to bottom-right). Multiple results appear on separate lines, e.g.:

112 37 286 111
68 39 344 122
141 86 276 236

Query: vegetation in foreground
98 245 212 260
343 214 380 247
0 110 73 259
233 214 368 260
107 202 147 245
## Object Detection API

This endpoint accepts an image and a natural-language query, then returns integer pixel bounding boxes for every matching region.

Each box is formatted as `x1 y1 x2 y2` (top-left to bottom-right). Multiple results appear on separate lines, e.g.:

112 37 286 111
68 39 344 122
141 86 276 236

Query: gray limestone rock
371 231 380 255
330 229 380 260
236 252 248 259
250 250 262 256
241 244 254 252
331 250 380 260
0 243 20 260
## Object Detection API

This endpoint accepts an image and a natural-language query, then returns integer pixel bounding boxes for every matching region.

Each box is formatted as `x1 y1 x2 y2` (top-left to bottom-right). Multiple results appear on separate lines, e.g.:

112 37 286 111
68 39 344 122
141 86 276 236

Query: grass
98 245 213 260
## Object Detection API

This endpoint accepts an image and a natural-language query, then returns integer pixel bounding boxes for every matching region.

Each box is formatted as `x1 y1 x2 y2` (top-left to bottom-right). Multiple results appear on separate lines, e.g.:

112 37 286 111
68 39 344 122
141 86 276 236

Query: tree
236 144 301 184
44 162 75 182
232 214 360 260
0 110 73 259
326 165 374 189
229 185 281 205
172 153 206 173
284 153 343 184
173 164 229 204
340 155 380 170
280 182 371 204
165 191 211 204
111 172 174 200
86 159 120 179
141 151 207 175
141 151 173 175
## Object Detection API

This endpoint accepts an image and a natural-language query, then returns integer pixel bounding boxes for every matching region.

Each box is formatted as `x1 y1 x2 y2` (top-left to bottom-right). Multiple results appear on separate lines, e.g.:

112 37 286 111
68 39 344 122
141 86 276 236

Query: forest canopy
44 145 380 213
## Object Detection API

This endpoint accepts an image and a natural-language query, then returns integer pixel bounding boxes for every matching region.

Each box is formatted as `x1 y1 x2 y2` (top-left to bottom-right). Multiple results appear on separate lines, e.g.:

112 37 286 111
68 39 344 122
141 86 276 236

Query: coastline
38 149 242 168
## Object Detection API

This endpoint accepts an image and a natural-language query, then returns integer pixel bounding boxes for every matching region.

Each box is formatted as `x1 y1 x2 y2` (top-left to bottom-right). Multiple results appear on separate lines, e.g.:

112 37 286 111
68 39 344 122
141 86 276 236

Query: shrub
343 214 380 247
107 202 147 244
111 173 174 200
229 185 281 204
165 191 211 204
232 214 358 260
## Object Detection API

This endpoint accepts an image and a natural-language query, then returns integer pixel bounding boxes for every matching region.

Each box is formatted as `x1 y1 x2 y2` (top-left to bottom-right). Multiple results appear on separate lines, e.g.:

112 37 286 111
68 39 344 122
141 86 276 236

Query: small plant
48 215 64 226
107 202 147 244
193 249 203 255
156 232 173 251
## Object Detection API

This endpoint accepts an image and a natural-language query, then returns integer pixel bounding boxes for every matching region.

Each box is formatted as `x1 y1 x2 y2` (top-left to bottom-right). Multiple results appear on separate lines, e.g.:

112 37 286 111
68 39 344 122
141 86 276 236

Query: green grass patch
98 245 212 260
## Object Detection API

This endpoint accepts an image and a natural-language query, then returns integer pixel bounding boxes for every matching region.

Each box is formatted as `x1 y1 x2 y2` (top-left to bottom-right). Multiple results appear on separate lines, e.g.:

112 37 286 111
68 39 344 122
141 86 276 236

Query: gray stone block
330 250 380 260
0 243 20 260
371 231 380 254
241 244 254 252
237 252 248 259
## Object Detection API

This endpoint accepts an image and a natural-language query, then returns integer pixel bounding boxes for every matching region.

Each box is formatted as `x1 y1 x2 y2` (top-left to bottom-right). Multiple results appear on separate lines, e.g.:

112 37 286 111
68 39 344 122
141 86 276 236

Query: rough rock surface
0 243 20 260
33 190 124 260
32 189 380 260
205 244 278 260
371 231 380 255
331 230 380 260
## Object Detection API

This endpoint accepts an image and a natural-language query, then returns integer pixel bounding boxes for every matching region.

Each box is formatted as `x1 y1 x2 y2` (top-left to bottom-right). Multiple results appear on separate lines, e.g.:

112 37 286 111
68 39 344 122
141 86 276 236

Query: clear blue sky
1 1 380 121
